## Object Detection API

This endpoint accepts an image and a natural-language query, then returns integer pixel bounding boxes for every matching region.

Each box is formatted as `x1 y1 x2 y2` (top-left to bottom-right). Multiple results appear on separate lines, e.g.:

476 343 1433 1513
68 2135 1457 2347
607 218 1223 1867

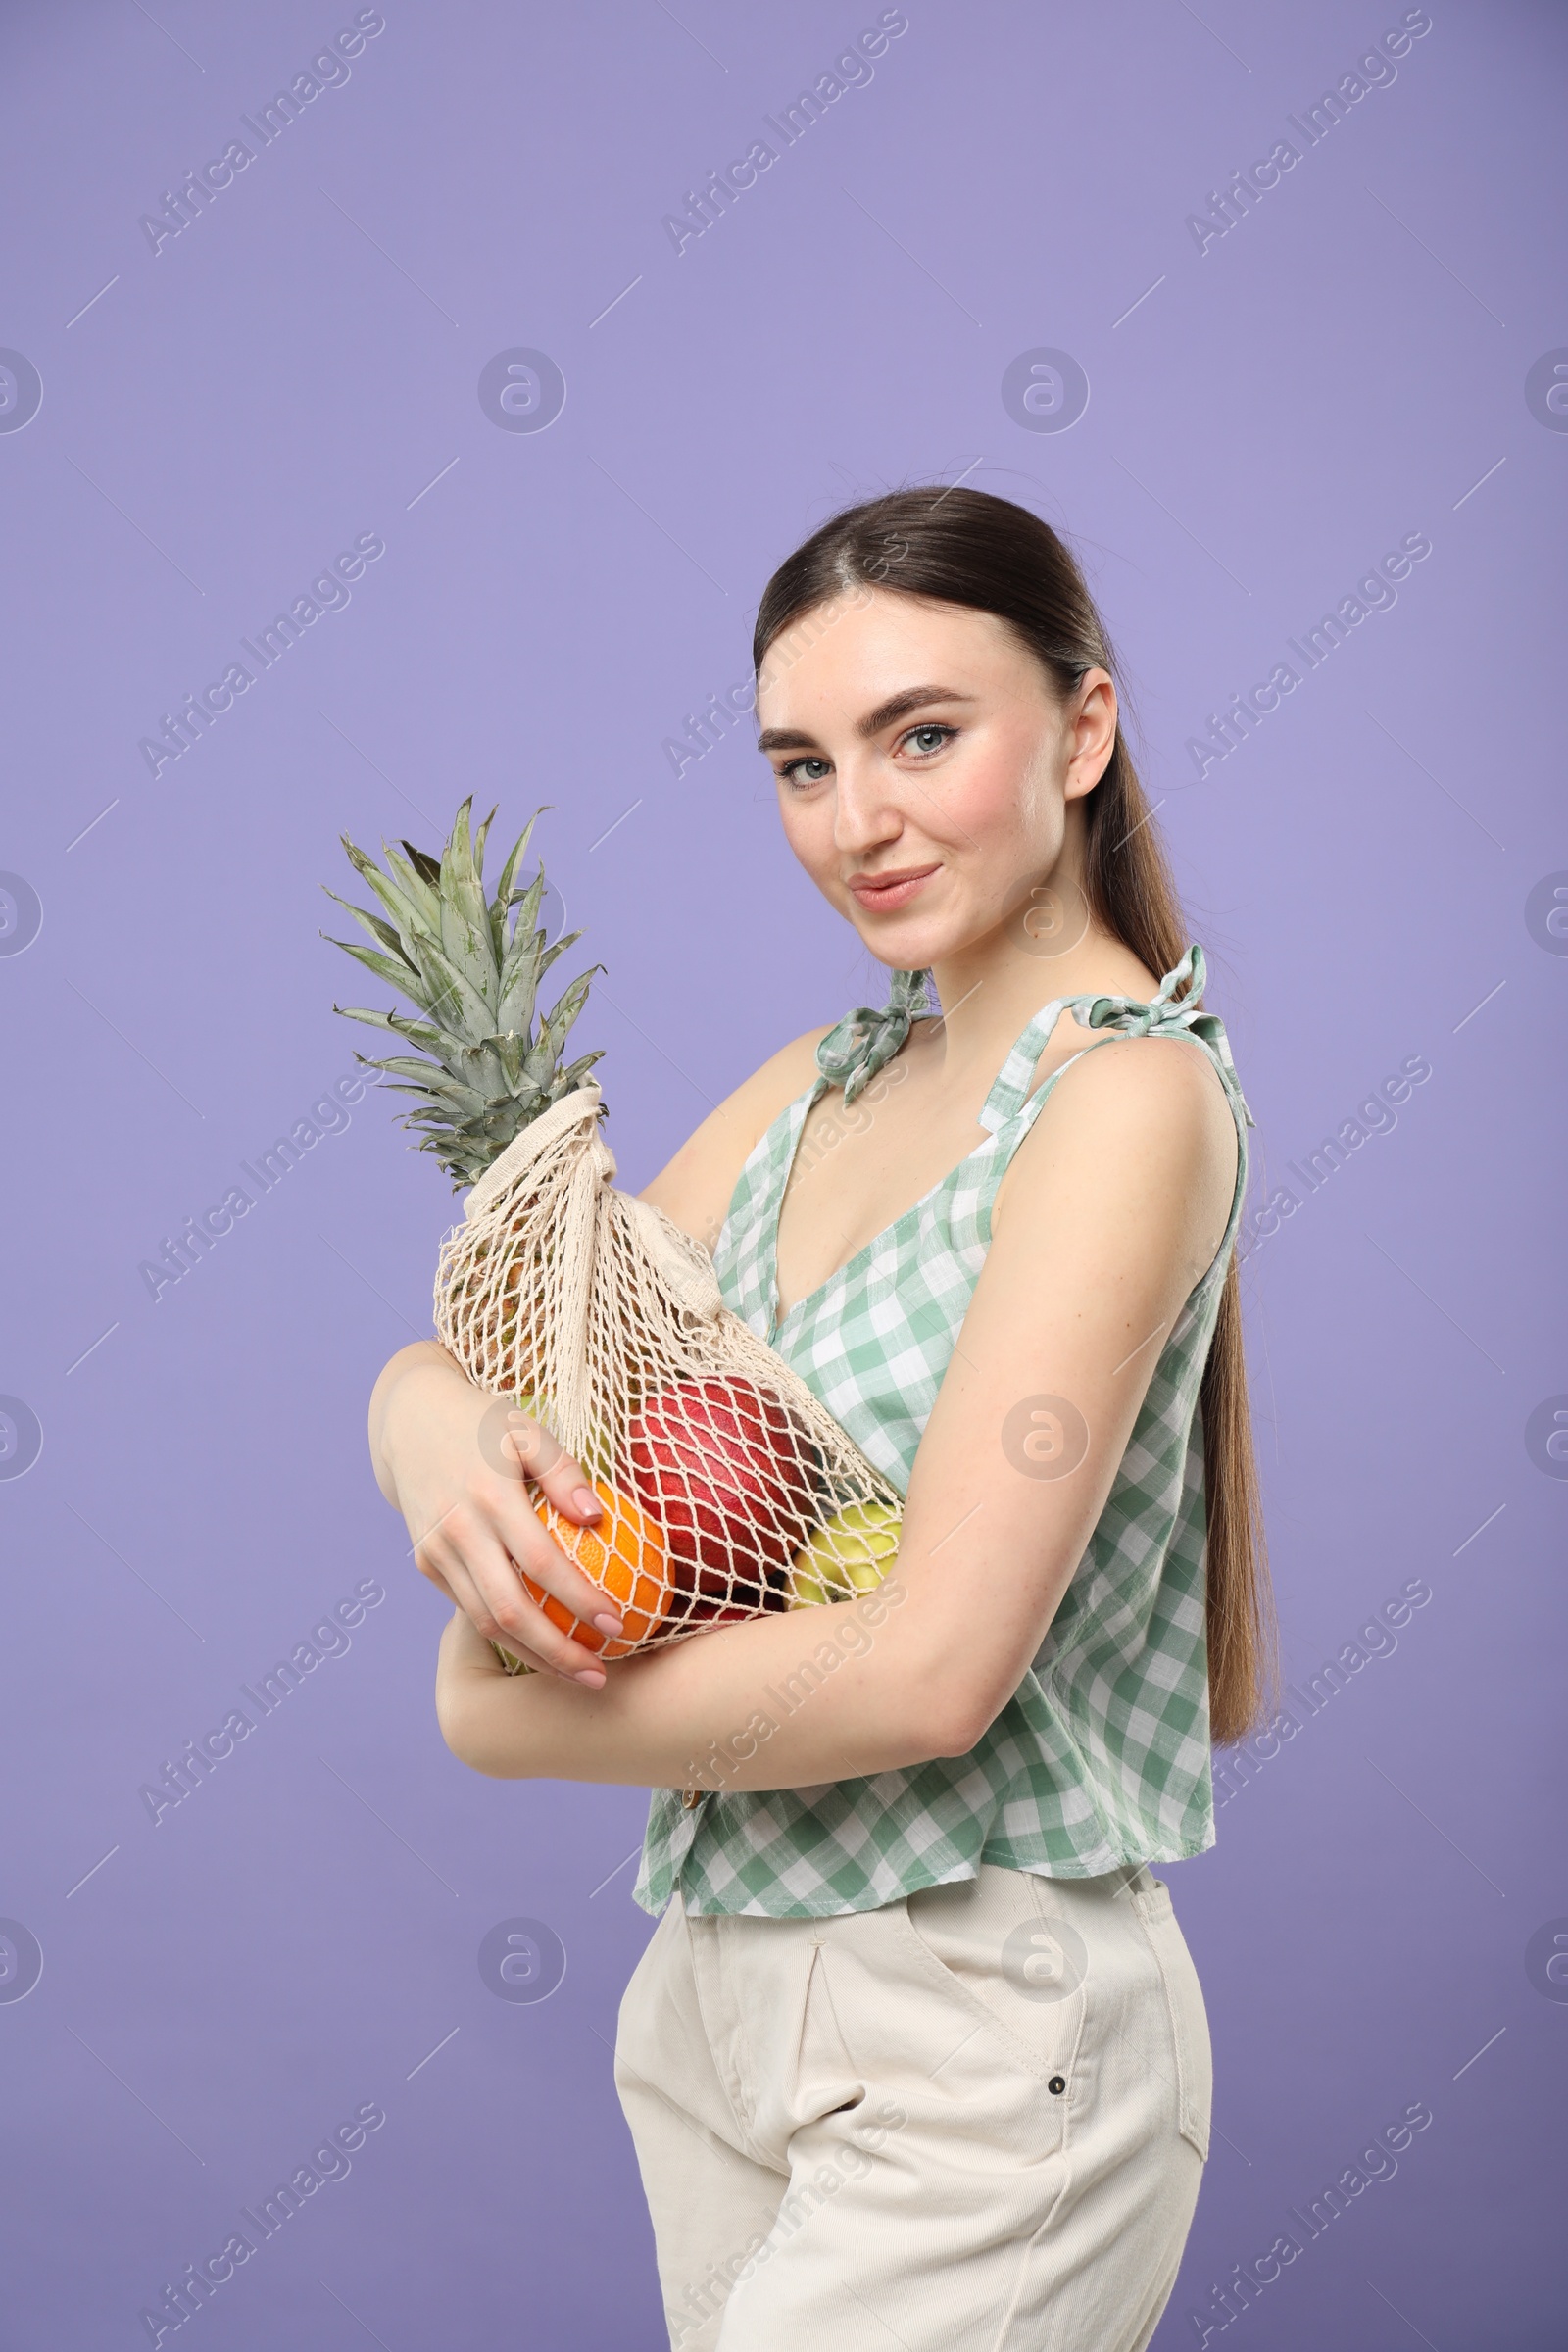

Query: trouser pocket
1127 1873 1211 2162
902 1867 1087 2089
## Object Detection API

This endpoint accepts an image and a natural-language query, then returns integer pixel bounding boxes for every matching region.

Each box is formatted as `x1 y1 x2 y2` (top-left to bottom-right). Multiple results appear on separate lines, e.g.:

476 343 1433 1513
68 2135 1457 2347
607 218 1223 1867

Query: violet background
1 2 1563 2345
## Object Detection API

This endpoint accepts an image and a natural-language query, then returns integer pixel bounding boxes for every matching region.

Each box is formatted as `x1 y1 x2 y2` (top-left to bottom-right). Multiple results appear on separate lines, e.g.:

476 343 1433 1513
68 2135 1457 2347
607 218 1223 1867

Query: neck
918 826 1160 1084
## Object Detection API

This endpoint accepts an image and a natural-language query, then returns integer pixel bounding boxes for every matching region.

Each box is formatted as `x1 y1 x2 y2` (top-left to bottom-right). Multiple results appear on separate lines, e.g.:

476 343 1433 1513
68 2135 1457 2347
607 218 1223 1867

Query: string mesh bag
325 799 904 1671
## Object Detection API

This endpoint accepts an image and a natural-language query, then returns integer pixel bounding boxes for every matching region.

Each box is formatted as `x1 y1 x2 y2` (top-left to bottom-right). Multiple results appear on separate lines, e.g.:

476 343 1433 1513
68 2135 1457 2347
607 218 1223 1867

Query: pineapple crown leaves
322 797 605 1189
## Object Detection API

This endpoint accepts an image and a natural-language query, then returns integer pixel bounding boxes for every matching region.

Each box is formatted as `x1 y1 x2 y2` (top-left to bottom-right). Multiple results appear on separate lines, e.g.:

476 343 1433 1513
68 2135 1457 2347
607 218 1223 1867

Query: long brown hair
752 485 1277 1744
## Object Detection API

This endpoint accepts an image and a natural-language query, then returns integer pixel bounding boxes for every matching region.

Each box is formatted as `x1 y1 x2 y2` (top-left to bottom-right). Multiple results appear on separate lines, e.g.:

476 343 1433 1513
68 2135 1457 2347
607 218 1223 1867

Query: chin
851 922 940 972
851 907 979 974
842 901 959 972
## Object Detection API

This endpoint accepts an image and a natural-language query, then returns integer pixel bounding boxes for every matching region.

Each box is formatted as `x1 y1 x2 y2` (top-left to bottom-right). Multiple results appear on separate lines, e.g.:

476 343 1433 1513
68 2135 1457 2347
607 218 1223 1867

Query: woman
368 487 1274 2350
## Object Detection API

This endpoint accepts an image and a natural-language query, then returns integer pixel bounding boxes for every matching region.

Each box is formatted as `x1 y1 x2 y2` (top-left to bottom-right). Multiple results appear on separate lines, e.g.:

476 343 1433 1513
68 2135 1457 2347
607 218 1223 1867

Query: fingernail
591 1612 624 1637
573 1486 604 1520
573 1666 606 1687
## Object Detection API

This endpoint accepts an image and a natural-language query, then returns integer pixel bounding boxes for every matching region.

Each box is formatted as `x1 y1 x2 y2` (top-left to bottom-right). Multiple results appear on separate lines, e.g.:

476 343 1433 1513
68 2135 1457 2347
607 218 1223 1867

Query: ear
1063 670 1118 802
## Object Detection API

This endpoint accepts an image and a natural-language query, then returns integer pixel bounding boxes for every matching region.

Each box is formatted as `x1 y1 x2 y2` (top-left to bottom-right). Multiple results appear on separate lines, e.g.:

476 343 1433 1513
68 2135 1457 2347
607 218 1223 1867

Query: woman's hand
368 1341 624 1688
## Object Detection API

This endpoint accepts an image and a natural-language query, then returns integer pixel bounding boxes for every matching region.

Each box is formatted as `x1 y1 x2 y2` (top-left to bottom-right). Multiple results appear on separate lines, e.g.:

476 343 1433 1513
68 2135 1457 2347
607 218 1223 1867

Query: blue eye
904 724 953 756
780 757 832 788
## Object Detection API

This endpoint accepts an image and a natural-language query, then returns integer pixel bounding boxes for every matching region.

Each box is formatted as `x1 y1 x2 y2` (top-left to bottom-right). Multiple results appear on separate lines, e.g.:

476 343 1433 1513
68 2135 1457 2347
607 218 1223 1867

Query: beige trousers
614 1861 1211 2351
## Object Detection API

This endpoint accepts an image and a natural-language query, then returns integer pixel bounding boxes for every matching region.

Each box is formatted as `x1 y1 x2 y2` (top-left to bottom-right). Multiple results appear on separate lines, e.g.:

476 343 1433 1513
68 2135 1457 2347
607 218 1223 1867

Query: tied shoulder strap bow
1076 945 1255 1124
814 965 932 1106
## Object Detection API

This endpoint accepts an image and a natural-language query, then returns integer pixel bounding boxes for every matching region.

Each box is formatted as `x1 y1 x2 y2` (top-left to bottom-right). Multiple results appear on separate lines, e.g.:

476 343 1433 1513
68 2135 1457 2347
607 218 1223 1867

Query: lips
847 863 940 909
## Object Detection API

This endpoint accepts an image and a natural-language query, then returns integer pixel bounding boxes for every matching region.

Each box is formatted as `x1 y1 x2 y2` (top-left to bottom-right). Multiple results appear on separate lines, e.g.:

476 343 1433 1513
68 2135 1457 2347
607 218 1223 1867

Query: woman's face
755 585 1116 972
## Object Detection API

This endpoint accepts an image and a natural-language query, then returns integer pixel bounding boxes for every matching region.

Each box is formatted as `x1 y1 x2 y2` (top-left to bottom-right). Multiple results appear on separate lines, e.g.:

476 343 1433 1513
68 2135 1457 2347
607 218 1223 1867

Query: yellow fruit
787 1500 901 1608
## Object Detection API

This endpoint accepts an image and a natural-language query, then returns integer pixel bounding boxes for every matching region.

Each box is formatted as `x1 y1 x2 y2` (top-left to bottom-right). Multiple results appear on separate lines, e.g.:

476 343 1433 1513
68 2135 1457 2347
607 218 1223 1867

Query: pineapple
323 799 603 1189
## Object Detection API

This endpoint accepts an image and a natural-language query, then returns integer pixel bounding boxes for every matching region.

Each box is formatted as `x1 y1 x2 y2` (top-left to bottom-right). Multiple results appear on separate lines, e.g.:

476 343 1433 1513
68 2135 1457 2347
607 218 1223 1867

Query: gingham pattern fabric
633 947 1253 1919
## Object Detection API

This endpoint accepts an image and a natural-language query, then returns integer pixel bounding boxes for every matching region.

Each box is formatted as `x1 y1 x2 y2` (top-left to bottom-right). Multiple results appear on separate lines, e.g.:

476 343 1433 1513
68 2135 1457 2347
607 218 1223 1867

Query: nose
831 748 903 857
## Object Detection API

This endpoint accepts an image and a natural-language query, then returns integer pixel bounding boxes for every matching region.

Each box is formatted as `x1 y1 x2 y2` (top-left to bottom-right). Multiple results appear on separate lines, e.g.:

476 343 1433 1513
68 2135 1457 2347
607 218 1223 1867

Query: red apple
626 1378 819 1608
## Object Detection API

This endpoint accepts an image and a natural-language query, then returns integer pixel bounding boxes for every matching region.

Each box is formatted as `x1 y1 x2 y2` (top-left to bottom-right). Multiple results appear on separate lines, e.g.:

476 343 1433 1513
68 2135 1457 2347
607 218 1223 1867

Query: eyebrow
756 685 976 756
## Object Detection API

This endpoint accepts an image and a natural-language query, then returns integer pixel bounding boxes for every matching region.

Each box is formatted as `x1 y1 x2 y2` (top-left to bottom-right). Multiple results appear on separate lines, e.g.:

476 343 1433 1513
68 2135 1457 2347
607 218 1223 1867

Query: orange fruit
522 1479 671 1659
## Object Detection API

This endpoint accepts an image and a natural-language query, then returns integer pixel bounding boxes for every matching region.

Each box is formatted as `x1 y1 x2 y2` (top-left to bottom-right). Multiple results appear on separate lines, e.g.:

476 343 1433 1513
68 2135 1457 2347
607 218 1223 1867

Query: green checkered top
633 946 1253 1919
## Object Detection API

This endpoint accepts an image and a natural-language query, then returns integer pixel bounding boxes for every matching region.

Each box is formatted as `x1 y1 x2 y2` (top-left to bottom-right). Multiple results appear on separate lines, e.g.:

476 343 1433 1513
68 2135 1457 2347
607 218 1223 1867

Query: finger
477 1402 603 1526
525 1439 605 1526
484 1480 627 1639
434 1523 612 1686
443 1596 553 1681
422 1505 620 1674
470 1524 625 1656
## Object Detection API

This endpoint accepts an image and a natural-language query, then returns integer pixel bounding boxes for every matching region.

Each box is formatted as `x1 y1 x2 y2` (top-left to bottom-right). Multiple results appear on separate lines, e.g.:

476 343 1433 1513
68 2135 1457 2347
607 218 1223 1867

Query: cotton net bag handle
433 1082 905 1654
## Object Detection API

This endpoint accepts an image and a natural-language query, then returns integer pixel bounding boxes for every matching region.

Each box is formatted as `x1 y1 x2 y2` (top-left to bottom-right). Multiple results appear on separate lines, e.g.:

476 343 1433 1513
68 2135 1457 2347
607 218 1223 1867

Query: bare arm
435 1035 1237 1786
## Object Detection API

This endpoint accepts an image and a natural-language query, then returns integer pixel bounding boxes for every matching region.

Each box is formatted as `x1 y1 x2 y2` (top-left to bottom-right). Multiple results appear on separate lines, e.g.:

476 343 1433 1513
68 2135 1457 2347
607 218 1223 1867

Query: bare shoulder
992 1031 1238 1250
637 1026 830 1250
